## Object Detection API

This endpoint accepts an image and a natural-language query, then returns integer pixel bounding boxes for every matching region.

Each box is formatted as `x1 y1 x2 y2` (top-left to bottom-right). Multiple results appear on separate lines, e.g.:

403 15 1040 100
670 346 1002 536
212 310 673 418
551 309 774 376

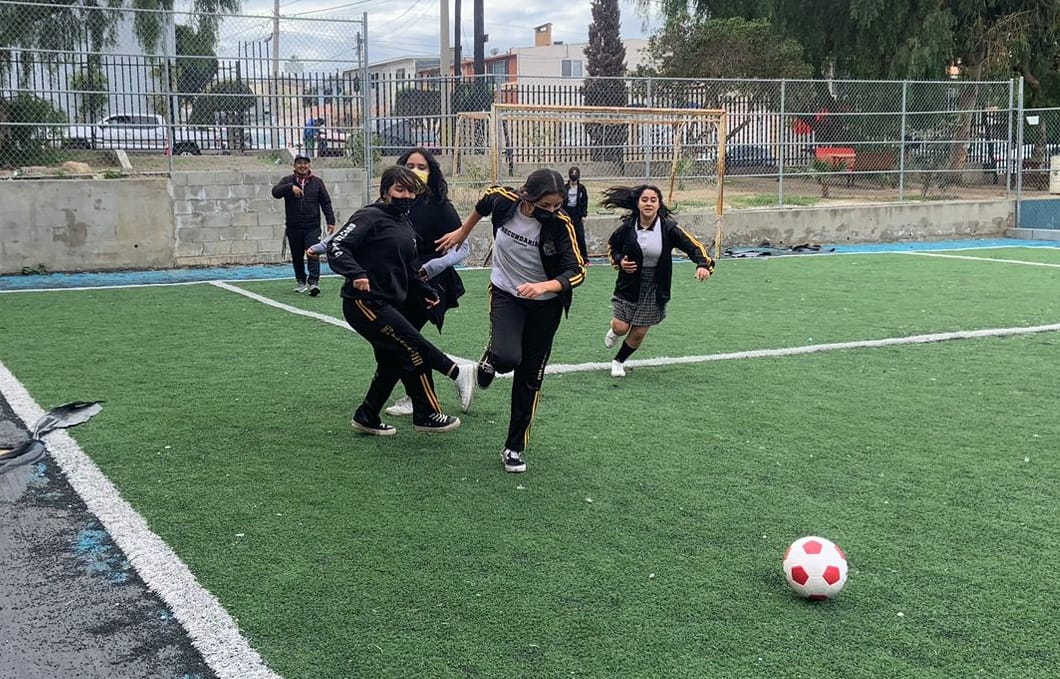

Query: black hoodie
326 203 437 306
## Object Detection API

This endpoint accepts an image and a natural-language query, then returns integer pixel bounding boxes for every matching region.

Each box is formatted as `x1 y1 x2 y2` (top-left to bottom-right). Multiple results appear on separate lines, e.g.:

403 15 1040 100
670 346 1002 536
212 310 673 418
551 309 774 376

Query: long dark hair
519 168 566 203
396 147 448 202
600 184 672 220
378 165 426 198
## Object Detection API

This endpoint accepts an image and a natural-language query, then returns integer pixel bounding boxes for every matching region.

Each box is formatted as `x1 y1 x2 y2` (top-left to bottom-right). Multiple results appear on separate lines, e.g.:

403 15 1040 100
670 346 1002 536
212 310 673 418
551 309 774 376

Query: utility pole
271 0 280 149
473 0 485 75
271 0 280 82
453 0 462 76
439 0 451 148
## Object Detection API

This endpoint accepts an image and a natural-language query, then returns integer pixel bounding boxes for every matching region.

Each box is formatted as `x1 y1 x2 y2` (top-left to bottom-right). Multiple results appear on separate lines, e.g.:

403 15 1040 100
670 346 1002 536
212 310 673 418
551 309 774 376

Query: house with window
416 23 649 106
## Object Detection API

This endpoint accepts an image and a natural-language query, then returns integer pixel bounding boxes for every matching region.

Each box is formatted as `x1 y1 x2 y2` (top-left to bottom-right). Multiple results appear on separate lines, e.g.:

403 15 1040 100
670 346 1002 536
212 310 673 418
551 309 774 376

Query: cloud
219 0 657 66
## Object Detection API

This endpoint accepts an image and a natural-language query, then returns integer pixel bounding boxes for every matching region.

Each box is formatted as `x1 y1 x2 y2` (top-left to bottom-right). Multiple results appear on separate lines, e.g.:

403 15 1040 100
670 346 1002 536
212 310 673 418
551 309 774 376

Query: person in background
436 168 585 473
307 150 474 415
565 166 589 262
302 116 318 158
326 166 463 436
380 147 474 417
601 184 714 378
315 117 328 157
272 154 335 296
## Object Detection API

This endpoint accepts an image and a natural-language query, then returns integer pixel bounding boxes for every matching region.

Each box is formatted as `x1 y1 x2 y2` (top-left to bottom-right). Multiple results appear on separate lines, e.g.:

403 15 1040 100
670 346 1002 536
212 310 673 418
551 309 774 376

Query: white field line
0 362 280 679
210 279 1060 377
210 281 474 365
906 251 1060 268
210 280 351 330
546 323 1060 375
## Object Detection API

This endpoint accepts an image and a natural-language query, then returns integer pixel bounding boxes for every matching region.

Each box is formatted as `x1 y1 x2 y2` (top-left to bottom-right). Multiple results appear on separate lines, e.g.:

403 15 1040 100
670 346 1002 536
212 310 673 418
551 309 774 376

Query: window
561 59 582 77
488 60 508 84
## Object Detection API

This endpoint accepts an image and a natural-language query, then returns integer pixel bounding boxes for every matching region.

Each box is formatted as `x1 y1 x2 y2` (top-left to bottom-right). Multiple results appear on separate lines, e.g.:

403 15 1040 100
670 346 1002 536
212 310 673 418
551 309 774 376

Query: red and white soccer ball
782 536 848 600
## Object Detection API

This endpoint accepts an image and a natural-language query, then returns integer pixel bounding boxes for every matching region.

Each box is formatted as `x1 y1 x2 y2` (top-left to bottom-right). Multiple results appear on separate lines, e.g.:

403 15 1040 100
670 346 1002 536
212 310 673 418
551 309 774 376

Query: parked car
317 126 350 157
697 144 777 175
375 122 440 156
63 114 223 155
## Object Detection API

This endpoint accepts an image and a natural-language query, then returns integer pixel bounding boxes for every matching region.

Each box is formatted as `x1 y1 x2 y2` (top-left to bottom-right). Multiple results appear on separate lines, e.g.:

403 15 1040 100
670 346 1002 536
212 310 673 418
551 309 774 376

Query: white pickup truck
64 114 224 155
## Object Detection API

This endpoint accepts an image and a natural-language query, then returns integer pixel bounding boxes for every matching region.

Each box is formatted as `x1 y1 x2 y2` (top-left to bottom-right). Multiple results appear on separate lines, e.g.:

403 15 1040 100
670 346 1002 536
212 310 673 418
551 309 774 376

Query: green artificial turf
1 248 1058 678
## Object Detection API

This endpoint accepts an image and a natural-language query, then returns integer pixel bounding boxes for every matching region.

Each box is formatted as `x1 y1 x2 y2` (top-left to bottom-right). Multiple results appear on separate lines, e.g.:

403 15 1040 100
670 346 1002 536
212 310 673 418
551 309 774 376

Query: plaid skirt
612 267 666 326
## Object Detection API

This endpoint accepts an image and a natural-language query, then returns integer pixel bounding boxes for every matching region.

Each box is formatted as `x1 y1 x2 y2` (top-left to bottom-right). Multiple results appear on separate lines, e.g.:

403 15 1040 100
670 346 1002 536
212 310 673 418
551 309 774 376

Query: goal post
454 103 728 259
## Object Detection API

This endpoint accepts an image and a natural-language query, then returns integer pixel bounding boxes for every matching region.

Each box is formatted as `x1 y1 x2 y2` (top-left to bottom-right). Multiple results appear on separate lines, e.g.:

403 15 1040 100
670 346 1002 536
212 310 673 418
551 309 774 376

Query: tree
175 24 218 107
0 0 241 134
638 0 1060 85
583 0 629 165
0 94 67 168
69 62 109 123
638 0 1060 181
189 78 254 125
644 16 812 80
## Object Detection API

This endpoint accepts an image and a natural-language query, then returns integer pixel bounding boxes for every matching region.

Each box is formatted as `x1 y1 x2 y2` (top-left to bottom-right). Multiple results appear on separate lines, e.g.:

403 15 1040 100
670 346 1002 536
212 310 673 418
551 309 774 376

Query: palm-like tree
0 0 240 135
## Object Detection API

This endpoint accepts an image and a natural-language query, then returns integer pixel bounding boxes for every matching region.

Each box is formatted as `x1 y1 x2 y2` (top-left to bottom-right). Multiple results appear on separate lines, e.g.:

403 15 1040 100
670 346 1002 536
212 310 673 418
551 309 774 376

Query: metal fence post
164 7 175 175
898 80 907 201
361 12 372 200
1005 79 1015 195
644 77 652 182
778 79 786 207
1015 76 1024 222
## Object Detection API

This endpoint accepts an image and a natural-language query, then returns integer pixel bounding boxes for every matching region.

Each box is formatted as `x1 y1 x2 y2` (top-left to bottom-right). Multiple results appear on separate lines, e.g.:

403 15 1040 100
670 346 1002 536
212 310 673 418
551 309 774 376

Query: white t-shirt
491 209 557 300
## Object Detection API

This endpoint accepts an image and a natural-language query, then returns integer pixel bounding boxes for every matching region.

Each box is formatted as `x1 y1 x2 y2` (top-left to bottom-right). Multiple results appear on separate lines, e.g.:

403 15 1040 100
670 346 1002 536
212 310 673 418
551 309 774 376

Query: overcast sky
211 0 660 68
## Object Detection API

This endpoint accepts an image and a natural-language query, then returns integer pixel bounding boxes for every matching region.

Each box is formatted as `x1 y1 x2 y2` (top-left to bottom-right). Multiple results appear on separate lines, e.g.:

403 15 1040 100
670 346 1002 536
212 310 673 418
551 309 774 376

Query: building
416 23 650 104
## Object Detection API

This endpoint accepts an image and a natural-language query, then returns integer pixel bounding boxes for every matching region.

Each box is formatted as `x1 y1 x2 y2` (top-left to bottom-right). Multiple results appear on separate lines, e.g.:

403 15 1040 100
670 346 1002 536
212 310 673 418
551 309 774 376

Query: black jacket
474 186 586 313
606 215 714 307
271 173 336 230
564 181 589 220
326 203 437 306
407 195 465 327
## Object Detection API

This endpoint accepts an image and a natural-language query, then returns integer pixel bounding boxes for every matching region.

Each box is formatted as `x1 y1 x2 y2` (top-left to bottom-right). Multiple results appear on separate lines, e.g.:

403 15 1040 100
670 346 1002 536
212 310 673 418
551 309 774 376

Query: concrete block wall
0 176 1013 274
172 168 365 267
0 177 175 273
0 169 366 274
571 199 1014 259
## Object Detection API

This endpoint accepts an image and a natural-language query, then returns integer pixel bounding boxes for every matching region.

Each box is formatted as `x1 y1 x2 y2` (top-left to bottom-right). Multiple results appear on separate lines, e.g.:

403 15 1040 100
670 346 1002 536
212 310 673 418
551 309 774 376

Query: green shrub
0 95 68 168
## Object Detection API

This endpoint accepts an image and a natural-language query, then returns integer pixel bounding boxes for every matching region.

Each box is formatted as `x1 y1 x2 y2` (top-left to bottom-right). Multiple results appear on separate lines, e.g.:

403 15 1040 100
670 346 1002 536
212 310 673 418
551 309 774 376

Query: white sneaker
384 395 414 417
604 328 619 348
454 363 475 413
611 360 626 377
294 283 308 294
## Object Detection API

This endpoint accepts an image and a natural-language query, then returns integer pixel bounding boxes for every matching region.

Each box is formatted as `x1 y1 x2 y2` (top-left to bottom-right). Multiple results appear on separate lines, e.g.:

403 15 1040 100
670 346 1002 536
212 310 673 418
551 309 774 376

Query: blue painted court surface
0 238 1056 292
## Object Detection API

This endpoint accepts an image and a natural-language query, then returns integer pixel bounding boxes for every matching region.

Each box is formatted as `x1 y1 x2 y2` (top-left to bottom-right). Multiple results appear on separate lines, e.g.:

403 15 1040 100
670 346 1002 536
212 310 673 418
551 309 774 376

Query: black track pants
483 287 563 452
342 297 447 421
287 226 322 284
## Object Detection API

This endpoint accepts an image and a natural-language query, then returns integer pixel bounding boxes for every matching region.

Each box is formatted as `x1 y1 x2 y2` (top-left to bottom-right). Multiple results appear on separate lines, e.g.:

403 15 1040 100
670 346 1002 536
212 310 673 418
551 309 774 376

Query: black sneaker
476 359 496 390
308 284 320 297
413 412 461 433
351 416 396 436
502 448 526 473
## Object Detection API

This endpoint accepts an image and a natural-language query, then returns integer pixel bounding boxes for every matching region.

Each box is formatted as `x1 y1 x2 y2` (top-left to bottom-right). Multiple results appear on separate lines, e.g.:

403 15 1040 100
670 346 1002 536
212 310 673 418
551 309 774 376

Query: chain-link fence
3 0 1056 211
0 0 367 173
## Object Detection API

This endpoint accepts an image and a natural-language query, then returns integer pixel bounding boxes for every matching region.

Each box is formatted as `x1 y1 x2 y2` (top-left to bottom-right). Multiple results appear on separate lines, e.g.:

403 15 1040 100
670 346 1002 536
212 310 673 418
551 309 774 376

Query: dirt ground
3 150 1020 215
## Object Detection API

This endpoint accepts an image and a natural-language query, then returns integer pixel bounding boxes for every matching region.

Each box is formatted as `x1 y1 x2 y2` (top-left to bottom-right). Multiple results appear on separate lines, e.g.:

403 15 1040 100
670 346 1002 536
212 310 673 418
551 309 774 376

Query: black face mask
532 207 558 223
385 197 416 216
569 174 579 182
